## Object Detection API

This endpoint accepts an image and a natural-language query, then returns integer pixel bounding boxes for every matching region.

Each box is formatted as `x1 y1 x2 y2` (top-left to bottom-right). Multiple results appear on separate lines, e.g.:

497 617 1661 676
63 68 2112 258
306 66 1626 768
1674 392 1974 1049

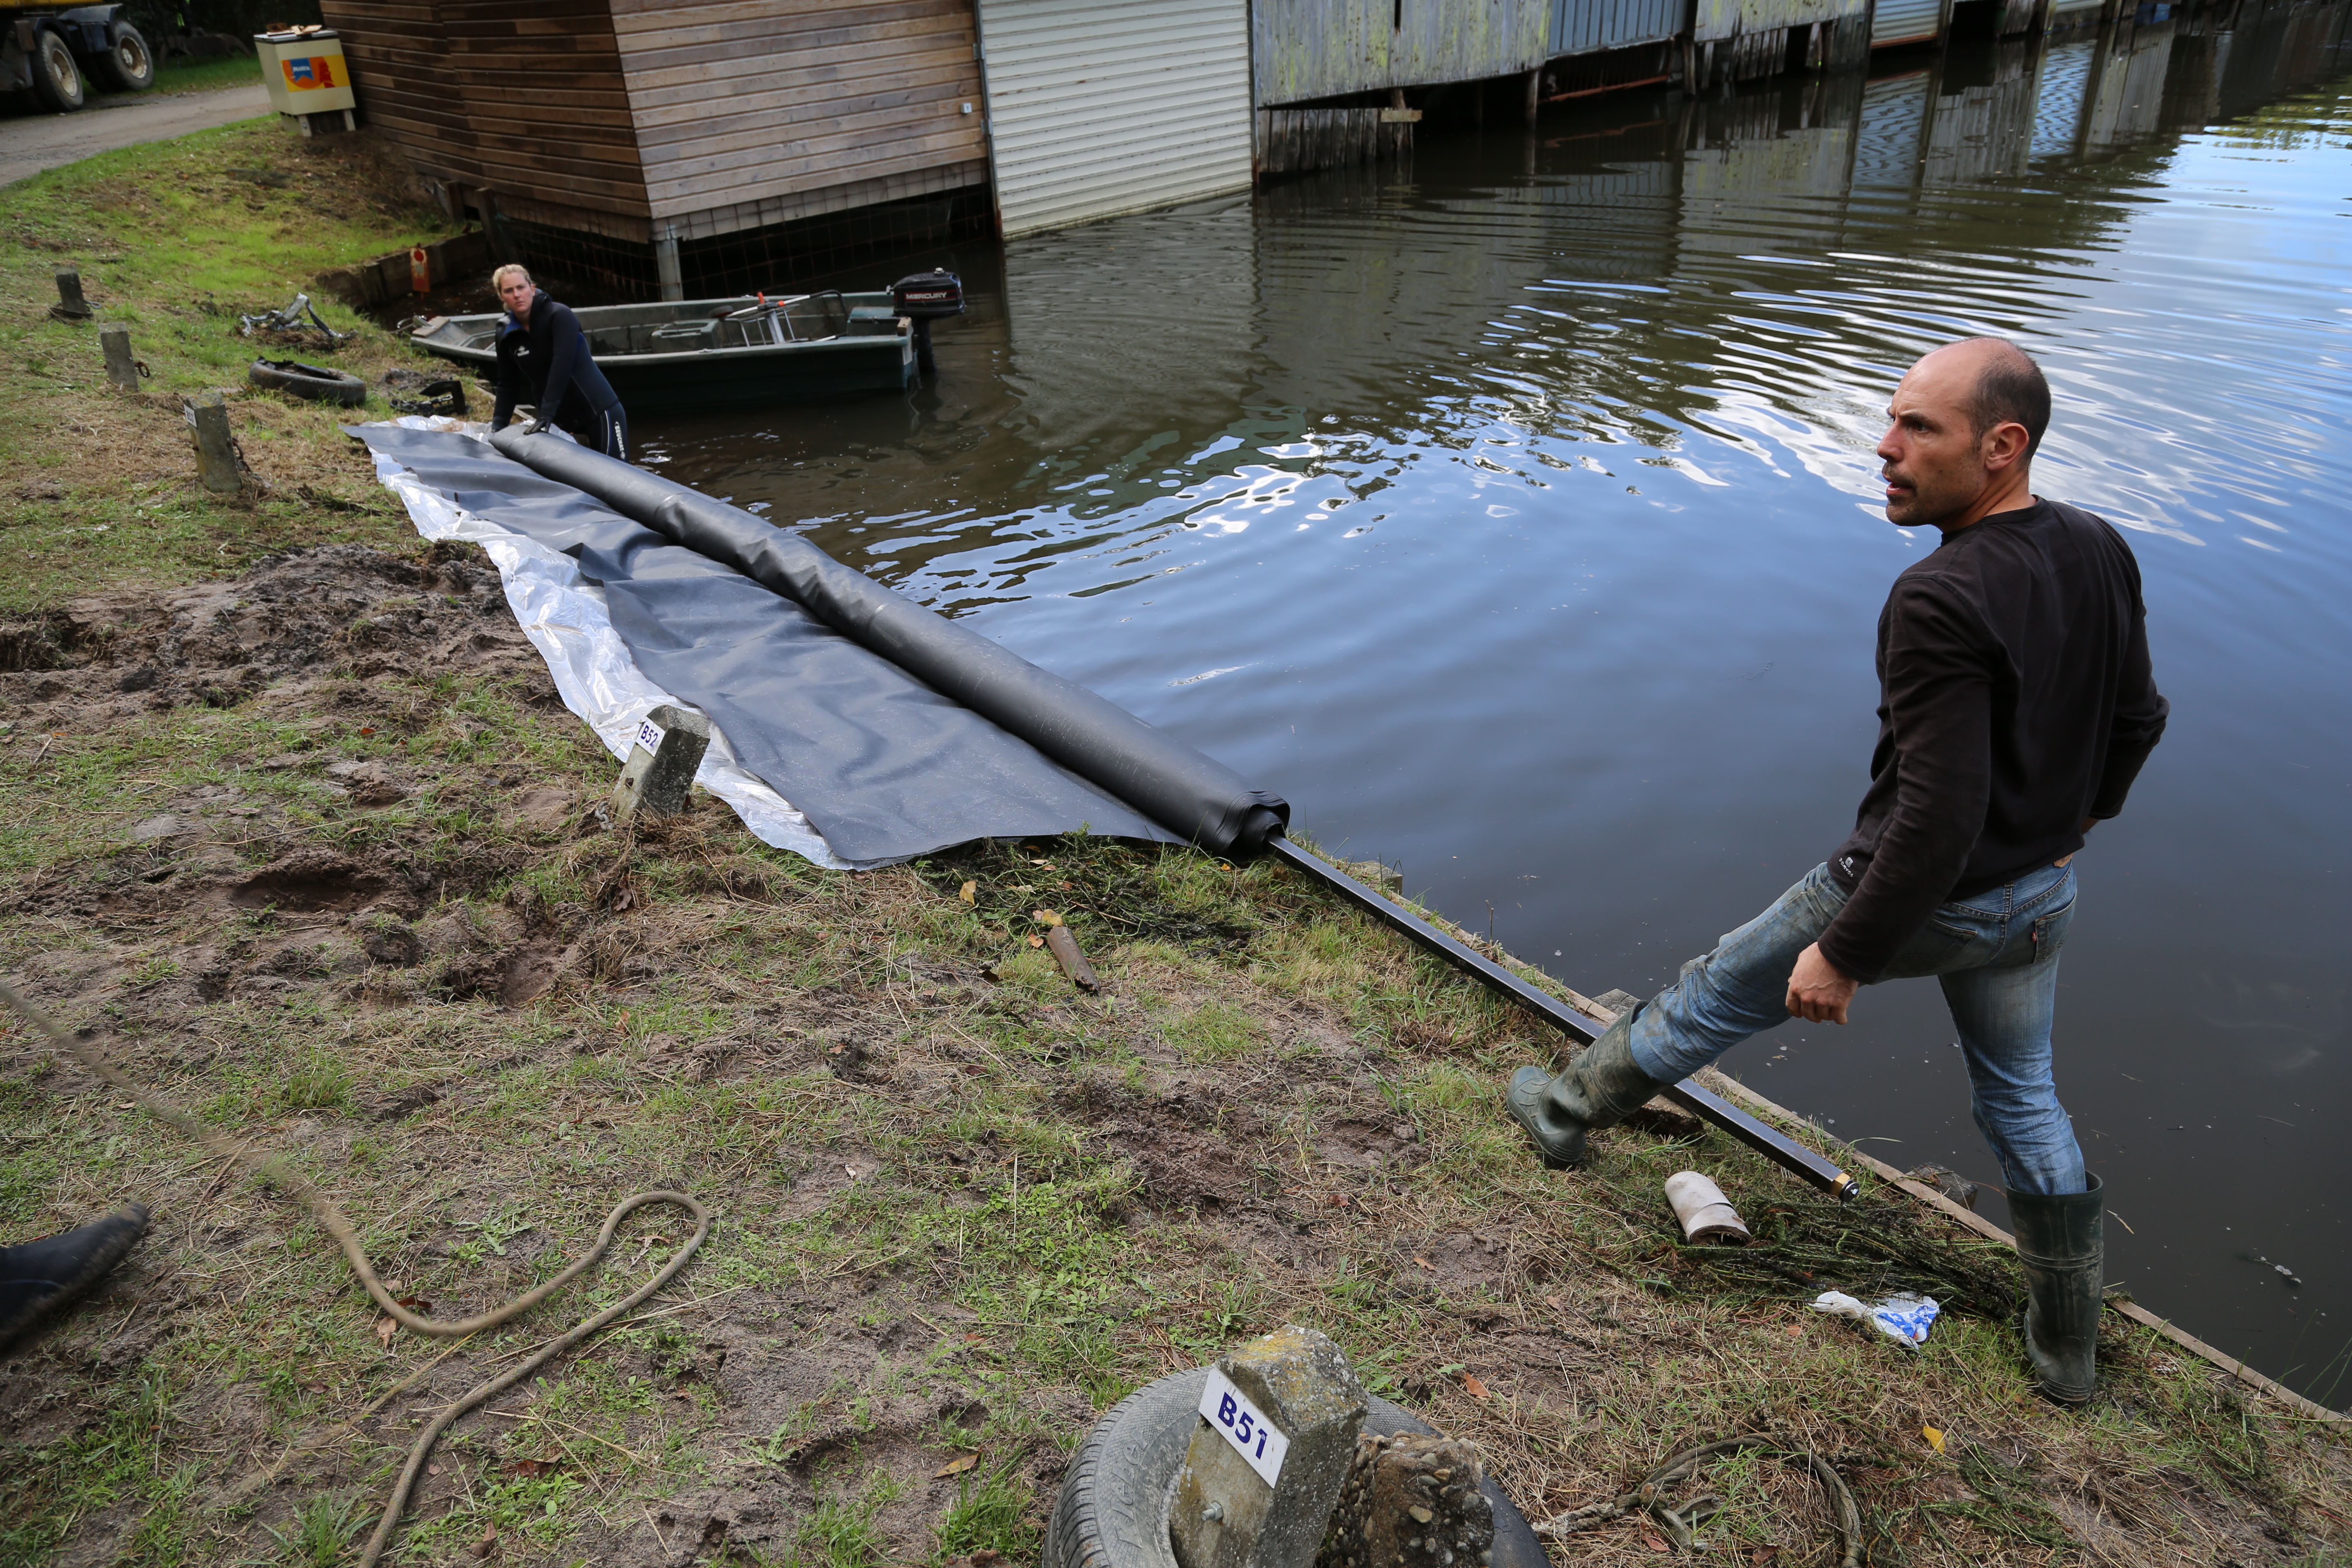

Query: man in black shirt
489 264 629 460
1507 338 2167 1403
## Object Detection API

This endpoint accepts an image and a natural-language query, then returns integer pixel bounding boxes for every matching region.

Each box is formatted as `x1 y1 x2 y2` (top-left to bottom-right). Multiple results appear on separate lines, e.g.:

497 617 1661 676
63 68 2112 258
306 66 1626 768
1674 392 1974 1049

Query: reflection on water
646 0 2352 1399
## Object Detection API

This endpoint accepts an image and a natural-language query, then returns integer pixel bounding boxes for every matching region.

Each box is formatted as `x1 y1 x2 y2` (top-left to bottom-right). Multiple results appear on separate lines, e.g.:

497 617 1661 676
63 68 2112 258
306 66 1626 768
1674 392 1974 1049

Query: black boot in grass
0 1203 150 1354
1505 1009 1664 1169
2007 1174 2103 1404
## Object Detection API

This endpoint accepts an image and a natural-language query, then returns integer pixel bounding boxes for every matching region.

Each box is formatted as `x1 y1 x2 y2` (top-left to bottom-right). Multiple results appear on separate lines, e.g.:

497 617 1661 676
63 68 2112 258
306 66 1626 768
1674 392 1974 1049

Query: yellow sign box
255 29 356 116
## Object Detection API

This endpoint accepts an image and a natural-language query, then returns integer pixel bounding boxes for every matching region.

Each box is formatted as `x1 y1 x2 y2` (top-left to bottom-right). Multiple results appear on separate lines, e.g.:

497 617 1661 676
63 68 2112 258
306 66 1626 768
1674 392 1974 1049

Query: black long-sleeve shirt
492 296 621 433
1819 499 2168 983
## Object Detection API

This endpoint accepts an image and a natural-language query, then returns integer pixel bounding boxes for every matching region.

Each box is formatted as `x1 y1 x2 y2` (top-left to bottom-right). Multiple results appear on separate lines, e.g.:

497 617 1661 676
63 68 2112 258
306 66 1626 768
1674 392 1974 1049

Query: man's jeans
1623 861 2085 1195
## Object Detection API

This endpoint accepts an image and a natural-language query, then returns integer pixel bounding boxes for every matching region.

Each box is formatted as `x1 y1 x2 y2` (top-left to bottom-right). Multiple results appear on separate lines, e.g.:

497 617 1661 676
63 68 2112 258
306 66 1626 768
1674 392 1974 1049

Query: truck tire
1043 1367 1552 1568
28 29 87 112
90 21 155 93
250 359 368 406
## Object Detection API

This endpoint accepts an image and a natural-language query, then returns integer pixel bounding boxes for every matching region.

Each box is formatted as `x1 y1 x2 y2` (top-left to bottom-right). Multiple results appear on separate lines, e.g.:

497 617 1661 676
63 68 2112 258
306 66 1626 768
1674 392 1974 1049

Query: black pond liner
349 424 1287 866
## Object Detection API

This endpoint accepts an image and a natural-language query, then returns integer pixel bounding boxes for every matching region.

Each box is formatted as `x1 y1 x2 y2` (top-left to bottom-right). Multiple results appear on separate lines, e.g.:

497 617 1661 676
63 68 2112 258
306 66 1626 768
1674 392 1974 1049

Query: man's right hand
1786 943 1860 1025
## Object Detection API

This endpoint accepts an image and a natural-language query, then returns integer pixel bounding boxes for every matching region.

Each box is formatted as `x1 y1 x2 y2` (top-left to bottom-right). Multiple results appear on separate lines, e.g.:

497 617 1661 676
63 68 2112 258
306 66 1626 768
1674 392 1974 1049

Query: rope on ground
0 979 710 1568
1532 1434 1863 1568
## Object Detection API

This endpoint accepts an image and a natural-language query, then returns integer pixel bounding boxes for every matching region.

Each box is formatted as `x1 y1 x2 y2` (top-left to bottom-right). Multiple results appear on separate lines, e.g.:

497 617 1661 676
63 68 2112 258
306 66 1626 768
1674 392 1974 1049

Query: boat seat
650 321 717 350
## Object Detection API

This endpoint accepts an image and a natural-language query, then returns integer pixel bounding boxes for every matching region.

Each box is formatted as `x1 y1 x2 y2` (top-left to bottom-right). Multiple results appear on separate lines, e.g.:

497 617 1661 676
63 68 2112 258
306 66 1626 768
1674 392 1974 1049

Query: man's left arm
2089 571 2168 821
1796 581 1994 1021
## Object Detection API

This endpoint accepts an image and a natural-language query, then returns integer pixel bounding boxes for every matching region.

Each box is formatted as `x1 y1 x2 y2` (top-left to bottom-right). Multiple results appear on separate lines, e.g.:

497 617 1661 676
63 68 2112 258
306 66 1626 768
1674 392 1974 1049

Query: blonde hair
491 263 533 290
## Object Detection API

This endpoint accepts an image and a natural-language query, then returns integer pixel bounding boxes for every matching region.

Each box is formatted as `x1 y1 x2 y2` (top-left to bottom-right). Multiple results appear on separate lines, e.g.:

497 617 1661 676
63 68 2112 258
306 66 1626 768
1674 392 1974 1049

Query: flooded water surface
644 6 2352 1398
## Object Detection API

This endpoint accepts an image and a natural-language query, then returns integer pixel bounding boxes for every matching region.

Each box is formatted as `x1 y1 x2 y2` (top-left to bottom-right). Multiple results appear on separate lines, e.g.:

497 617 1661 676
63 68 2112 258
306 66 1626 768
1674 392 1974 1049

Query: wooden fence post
190 392 242 495
100 325 138 390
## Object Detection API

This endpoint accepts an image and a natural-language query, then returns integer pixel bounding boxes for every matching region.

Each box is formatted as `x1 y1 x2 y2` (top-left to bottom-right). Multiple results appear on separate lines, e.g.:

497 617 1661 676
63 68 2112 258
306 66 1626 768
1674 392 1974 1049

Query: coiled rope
0 979 709 1567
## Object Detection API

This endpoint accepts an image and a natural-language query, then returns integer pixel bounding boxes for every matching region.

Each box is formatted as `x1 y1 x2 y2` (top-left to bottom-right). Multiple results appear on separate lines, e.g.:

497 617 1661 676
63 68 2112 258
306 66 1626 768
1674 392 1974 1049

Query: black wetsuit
491 295 628 461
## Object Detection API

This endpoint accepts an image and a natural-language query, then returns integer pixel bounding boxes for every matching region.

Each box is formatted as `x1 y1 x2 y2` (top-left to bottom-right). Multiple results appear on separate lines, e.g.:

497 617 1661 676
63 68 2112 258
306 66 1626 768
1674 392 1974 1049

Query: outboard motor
890 270 964 376
890 270 965 319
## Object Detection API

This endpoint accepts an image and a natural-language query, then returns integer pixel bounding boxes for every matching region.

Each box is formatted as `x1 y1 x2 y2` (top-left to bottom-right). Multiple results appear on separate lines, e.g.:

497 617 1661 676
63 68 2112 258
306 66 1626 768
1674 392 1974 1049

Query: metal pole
912 316 937 377
1269 836 1860 1200
655 223 683 303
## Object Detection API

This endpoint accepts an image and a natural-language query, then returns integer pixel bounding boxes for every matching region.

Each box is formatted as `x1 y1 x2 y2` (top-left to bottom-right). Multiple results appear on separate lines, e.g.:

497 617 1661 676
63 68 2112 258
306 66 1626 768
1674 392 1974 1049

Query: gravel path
0 82 273 188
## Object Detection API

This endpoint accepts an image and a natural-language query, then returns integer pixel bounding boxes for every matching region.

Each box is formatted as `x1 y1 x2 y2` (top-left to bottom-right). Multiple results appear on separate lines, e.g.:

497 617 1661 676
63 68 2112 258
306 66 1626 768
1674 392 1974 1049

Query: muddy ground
2 537 2348 1566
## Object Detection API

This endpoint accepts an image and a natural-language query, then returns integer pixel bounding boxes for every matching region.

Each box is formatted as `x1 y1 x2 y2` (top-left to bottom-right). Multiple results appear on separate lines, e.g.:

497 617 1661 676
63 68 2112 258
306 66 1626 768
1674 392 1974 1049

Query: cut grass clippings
3 103 2352 1568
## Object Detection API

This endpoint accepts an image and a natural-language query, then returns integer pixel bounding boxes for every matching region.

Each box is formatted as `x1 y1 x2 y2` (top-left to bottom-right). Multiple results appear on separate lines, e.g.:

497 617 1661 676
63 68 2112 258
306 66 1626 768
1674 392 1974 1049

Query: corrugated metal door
1871 0 1943 45
1550 0 1687 56
977 0 1253 240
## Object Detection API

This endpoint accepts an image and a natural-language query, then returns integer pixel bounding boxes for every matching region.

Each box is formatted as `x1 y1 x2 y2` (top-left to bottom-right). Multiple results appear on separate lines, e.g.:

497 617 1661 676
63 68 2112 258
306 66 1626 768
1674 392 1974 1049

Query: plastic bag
1811 1290 1940 1348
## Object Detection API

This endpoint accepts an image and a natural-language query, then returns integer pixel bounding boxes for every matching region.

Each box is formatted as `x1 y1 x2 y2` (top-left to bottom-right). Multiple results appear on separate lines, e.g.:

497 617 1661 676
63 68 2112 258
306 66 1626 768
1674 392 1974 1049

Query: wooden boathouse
319 0 2099 298
317 2 997 296
320 0 1260 292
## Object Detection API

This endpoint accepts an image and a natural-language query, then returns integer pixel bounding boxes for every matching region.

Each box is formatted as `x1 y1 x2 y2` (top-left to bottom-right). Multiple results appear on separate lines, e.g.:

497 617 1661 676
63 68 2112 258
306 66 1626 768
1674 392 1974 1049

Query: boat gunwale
413 294 909 372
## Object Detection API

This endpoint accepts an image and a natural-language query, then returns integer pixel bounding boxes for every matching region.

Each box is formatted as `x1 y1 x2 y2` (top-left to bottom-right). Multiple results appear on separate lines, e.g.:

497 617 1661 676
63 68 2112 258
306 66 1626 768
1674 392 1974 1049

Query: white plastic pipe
1666 1171 1751 1245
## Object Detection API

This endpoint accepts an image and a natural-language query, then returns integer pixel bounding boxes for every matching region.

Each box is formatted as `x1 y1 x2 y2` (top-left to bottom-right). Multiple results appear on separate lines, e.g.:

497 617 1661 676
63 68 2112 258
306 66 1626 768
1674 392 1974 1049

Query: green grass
145 54 267 96
0 113 463 615
935 1456 1040 1559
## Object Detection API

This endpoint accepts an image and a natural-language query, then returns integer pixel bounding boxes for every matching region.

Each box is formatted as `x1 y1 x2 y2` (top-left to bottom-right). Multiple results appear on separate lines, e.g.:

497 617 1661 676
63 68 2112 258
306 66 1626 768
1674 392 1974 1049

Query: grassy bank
0 111 459 616
3 116 2350 1568
141 53 268 97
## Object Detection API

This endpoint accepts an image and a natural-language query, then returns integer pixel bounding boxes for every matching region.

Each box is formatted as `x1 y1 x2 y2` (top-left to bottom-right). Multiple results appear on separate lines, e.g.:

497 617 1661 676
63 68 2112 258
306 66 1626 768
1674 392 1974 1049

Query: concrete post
1524 67 1540 124
610 704 710 823
655 225 684 303
1320 1431 1494 1568
99 325 138 390
190 392 241 496
1170 1327 1367 1568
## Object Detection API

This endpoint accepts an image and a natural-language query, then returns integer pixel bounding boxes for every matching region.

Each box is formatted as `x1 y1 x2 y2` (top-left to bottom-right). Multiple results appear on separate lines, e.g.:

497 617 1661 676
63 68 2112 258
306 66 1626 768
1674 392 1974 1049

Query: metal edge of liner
1266 835 1859 1202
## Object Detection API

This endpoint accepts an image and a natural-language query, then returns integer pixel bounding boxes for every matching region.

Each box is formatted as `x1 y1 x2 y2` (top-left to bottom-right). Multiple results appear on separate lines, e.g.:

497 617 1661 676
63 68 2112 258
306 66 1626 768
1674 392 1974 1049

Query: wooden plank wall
441 2 645 216
1256 106 1409 174
323 0 649 225
1692 0 1864 47
1253 0 1549 107
609 0 988 228
319 2 477 177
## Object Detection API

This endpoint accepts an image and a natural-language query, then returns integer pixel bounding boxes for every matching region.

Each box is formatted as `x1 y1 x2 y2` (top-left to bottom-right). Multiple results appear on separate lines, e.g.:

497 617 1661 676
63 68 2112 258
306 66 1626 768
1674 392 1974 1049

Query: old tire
249 359 367 406
28 28 86 112
90 21 156 93
1044 1366 1551 1568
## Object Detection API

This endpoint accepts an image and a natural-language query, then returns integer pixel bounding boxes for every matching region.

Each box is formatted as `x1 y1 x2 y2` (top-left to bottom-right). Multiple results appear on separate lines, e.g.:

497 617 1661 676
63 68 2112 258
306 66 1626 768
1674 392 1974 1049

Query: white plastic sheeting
363 418 874 871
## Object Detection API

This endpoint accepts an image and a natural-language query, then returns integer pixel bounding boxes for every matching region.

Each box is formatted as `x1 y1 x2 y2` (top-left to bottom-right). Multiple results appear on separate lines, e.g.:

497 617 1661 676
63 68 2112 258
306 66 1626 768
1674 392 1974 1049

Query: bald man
1507 338 2167 1404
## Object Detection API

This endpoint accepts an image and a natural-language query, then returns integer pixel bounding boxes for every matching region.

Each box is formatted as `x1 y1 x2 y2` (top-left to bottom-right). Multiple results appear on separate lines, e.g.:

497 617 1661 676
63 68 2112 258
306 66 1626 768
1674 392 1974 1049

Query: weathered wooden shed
320 0 997 296
1689 0 1870 89
1252 0 1551 104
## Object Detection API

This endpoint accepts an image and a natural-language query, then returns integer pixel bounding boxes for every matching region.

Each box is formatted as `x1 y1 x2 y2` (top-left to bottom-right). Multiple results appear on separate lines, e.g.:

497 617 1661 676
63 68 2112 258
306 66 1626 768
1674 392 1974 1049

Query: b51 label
1197 1368 1289 1489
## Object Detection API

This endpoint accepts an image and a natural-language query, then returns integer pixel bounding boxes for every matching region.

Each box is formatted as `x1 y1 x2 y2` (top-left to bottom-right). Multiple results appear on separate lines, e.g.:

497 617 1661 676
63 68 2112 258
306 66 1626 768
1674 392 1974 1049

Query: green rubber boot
1505 1008 1664 1170
2007 1174 2104 1405
0 1203 149 1354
